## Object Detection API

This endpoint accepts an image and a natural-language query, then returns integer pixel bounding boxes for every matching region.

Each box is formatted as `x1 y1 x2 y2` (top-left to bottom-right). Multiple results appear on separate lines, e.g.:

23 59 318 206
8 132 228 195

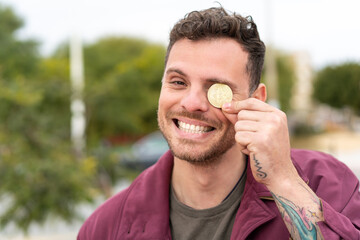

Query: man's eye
173 81 185 85
170 80 186 86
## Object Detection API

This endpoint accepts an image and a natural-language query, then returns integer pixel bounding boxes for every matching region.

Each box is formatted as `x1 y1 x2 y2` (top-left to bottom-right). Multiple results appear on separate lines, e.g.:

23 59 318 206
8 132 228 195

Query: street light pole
70 34 86 159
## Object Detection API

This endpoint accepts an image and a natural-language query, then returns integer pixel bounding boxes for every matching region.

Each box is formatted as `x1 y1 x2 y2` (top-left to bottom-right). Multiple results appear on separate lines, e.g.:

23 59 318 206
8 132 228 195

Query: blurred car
120 131 169 170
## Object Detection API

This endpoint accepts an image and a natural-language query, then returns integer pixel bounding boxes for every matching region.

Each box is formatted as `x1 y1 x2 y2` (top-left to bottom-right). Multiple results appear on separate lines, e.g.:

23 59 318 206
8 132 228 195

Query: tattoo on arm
298 182 323 214
271 192 324 240
299 182 321 205
253 155 267 178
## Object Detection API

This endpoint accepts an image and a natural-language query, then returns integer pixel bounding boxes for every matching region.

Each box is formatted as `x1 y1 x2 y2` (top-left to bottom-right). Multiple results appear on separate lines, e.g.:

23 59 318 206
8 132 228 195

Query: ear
251 83 267 102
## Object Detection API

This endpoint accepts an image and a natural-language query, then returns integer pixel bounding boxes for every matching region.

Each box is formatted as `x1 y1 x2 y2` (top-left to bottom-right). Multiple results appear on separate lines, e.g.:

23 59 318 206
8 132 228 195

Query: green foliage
313 62 360 114
0 5 94 233
262 50 296 112
84 37 166 146
0 145 94 232
0 56 95 233
0 4 166 233
0 4 22 34
276 54 296 112
0 4 39 79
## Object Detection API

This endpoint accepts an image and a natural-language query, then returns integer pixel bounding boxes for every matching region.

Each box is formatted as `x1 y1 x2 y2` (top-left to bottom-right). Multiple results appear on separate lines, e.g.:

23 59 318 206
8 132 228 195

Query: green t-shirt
170 171 246 240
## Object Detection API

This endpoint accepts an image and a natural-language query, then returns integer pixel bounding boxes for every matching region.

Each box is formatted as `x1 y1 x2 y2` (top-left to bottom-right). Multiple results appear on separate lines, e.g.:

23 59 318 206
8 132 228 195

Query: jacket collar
230 159 277 239
120 150 309 239
119 151 174 239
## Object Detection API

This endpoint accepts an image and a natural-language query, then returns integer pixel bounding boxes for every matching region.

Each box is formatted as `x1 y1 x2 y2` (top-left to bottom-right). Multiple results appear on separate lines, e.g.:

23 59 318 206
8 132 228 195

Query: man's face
158 38 250 164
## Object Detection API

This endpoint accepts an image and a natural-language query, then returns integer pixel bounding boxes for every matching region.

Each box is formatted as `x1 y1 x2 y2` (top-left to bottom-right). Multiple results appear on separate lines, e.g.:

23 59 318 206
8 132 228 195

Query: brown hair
165 7 265 93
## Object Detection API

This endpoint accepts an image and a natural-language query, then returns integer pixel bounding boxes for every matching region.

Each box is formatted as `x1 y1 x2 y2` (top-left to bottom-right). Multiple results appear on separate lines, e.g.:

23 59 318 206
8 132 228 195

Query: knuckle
233 101 242 111
237 110 246 120
235 132 242 142
278 110 287 120
274 115 282 124
234 121 241 130
247 98 256 107
269 112 284 125
262 133 270 143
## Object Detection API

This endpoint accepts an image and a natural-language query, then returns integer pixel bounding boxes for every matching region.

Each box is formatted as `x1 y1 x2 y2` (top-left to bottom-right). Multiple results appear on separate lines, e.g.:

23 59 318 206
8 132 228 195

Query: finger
234 131 254 147
235 131 254 156
222 111 238 125
234 120 259 132
241 148 251 155
221 99 259 124
222 98 273 114
222 106 269 126
237 110 264 122
235 133 251 156
221 101 259 125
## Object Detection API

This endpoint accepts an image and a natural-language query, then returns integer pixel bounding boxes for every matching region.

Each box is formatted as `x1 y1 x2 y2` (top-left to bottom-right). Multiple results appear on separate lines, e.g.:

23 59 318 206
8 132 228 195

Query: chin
170 139 236 166
158 111 236 164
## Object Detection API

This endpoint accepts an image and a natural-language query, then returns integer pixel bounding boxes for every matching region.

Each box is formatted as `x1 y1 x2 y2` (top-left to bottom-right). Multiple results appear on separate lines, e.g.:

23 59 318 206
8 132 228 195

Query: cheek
159 87 184 107
214 109 234 127
232 91 249 101
158 92 179 116
158 90 171 107
221 112 237 126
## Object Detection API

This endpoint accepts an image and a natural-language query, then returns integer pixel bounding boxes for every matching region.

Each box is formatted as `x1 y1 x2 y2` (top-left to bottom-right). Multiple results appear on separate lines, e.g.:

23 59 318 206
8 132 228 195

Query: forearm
269 178 324 240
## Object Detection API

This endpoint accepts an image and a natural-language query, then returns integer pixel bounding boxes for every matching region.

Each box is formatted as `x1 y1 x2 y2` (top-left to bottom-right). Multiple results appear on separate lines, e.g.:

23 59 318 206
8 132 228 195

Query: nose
180 86 209 112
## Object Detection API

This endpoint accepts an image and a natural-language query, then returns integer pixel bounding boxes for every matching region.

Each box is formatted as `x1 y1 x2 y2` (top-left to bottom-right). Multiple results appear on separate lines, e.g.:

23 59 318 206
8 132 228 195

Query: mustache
166 110 221 129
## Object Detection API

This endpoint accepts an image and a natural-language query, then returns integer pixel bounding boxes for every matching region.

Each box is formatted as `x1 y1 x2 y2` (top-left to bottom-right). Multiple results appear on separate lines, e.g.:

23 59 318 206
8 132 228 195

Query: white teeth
177 120 212 134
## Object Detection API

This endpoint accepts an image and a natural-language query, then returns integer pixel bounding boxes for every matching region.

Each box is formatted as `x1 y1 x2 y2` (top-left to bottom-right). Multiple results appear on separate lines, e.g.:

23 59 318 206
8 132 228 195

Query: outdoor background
0 0 359 239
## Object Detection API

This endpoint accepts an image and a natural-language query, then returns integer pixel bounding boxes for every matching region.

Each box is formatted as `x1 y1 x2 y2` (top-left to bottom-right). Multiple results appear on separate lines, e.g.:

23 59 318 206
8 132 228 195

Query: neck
171 145 246 209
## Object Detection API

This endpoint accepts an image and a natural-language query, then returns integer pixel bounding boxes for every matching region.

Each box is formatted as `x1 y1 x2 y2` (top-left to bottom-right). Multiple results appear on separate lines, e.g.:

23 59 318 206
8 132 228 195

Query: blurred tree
0 4 94 233
0 5 39 79
313 62 360 114
83 37 166 147
276 53 296 113
262 49 296 113
45 37 166 198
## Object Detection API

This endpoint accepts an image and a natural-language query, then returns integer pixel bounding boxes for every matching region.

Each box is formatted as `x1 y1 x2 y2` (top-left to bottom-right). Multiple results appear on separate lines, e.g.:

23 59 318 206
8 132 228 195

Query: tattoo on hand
253 155 267 178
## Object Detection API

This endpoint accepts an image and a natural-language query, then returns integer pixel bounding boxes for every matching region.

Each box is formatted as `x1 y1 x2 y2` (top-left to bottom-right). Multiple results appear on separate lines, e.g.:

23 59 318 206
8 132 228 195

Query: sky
1 0 360 69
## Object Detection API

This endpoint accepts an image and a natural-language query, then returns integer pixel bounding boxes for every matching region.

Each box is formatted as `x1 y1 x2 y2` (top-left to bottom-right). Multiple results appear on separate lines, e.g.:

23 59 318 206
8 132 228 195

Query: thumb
221 102 238 125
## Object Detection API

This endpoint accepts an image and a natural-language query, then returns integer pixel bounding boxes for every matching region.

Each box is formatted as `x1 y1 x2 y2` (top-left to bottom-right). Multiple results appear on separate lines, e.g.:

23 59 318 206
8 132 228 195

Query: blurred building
289 51 360 133
291 51 314 122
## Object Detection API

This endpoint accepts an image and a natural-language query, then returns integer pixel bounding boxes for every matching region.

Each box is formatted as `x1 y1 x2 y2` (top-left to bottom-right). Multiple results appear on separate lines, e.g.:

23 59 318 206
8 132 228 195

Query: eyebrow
165 68 188 78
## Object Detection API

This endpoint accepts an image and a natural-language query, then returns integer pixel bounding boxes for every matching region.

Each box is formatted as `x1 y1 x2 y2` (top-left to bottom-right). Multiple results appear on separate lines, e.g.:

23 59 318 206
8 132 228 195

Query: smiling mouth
174 119 215 134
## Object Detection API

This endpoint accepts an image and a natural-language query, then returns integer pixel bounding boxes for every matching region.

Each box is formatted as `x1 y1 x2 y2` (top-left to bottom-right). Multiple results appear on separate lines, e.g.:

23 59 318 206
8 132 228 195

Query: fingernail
222 102 231 109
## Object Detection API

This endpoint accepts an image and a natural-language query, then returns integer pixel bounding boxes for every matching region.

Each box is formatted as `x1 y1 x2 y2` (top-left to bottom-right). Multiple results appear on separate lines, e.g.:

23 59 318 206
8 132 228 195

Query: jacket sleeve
317 166 360 240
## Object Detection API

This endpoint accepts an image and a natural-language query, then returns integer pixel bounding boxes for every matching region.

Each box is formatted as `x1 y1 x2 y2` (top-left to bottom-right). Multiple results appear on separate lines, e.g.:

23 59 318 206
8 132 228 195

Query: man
78 7 360 239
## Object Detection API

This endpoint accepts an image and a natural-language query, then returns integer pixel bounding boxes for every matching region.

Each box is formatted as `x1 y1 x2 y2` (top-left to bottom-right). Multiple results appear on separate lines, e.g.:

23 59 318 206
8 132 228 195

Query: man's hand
223 98 324 239
222 98 298 187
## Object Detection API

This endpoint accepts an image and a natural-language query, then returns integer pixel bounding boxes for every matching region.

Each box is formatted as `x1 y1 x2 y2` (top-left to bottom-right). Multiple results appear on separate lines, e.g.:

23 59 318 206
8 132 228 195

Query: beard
158 109 236 166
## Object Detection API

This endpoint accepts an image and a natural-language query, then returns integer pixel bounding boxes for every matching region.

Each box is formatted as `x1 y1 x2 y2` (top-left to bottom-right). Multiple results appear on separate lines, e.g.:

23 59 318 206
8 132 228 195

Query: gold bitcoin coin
207 83 233 108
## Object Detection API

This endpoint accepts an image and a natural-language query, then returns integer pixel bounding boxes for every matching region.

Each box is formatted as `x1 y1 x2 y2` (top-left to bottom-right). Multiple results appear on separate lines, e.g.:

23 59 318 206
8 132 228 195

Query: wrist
265 172 303 195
